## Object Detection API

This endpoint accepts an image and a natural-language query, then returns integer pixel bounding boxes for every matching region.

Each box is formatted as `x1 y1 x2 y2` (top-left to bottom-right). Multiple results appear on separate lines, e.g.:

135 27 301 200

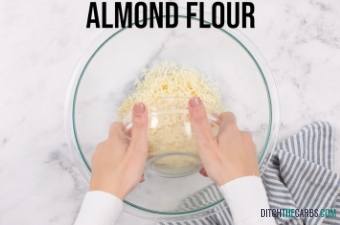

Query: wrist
90 178 127 199
215 171 260 186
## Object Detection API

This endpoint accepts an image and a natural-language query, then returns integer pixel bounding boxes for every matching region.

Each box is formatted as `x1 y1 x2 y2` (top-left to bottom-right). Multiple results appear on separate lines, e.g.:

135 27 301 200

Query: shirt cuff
219 176 276 225
73 191 123 225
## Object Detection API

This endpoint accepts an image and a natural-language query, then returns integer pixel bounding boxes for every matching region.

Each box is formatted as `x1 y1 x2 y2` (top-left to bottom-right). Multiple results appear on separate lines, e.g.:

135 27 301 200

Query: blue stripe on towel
159 122 340 225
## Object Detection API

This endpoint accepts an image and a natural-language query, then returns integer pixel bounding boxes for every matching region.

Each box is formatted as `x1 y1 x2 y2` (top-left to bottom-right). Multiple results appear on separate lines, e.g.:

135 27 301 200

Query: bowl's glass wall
71 17 275 215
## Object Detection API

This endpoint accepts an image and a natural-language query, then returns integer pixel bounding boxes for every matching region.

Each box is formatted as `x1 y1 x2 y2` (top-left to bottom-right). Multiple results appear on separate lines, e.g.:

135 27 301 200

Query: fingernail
133 103 145 114
189 97 201 107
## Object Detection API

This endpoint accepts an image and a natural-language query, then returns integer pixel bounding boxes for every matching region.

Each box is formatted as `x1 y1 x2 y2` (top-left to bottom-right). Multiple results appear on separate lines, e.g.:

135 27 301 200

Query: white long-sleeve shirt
74 176 276 225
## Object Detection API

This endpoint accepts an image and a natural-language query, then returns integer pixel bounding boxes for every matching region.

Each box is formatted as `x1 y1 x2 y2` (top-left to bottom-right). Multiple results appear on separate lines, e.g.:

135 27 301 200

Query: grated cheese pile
118 63 224 118
117 63 223 174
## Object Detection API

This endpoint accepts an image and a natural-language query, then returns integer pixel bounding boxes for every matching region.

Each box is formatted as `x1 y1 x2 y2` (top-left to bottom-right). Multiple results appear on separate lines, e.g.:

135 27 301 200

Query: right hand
188 97 260 185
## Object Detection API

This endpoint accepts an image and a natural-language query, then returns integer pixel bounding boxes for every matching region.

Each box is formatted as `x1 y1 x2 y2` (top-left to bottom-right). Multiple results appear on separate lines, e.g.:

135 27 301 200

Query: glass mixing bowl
123 97 219 178
65 15 279 218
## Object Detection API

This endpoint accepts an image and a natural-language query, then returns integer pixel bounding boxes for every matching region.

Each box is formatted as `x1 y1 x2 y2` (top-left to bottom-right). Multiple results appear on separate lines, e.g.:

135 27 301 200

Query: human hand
90 103 148 199
188 97 259 185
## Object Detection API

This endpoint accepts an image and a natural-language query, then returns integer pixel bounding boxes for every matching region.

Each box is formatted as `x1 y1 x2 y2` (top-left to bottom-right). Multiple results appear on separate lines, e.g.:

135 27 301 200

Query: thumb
188 97 217 156
128 103 148 154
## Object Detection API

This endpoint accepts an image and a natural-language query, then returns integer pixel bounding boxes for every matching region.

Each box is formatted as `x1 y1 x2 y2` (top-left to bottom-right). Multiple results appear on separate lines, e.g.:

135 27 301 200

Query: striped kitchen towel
159 122 340 225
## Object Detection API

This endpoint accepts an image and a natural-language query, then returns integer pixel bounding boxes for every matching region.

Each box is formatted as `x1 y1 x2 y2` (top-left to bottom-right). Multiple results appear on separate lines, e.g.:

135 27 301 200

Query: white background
0 0 339 224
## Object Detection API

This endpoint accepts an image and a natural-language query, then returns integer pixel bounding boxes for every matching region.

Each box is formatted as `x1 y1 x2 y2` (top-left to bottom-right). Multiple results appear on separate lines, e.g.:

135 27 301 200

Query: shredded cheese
118 63 224 118
117 63 224 174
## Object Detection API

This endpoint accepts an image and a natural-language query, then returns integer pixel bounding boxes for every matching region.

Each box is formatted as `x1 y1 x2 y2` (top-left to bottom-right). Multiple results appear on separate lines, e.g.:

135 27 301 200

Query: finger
139 174 145 183
218 112 236 131
199 167 208 177
241 131 256 150
107 122 130 149
109 122 125 137
188 97 215 140
128 103 148 155
241 131 259 174
188 97 218 158
125 126 132 138
241 131 252 143
217 112 238 142
91 141 106 165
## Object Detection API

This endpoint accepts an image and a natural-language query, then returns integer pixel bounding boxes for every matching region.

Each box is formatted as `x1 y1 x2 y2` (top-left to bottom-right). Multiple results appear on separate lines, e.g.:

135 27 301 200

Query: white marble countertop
0 0 339 224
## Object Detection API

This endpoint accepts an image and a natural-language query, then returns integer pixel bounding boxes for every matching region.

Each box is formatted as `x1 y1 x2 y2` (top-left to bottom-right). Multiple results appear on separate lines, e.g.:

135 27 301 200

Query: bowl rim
65 15 280 216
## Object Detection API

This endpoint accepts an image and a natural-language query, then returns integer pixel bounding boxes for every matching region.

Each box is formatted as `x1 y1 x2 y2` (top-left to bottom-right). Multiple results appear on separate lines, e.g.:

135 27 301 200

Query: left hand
90 103 148 199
